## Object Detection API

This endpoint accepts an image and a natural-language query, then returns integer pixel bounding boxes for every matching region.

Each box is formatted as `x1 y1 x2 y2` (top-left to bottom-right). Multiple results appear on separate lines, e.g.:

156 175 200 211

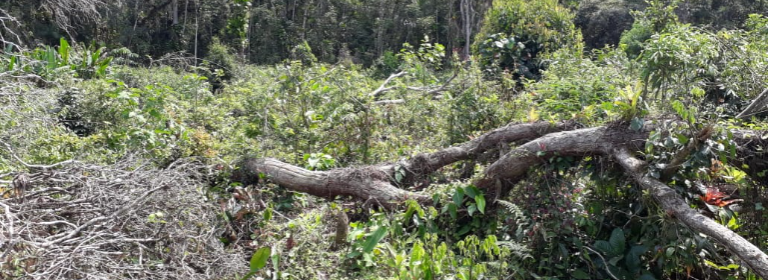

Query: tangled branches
39 0 111 37
0 155 247 279
0 9 23 50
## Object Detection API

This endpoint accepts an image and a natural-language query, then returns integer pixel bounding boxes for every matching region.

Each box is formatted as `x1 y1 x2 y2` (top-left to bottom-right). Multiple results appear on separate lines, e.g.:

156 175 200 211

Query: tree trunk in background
172 0 179 25
461 0 472 59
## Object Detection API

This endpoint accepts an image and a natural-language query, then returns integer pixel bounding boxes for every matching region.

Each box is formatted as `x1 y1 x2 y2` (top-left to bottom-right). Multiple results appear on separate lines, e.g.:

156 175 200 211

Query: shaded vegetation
2 1 768 279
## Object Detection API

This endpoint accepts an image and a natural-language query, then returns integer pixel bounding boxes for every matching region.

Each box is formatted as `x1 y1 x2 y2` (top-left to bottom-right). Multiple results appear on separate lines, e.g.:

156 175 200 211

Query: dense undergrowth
2 1 768 279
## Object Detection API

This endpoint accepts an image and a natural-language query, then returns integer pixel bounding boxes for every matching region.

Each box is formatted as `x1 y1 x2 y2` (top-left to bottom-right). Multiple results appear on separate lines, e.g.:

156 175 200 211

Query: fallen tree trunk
233 121 578 205
233 158 429 207
234 121 768 277
390 121 580 184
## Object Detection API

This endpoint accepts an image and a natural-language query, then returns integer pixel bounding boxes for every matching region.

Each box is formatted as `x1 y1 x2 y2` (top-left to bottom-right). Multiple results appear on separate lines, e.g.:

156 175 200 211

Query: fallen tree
234 120 768 278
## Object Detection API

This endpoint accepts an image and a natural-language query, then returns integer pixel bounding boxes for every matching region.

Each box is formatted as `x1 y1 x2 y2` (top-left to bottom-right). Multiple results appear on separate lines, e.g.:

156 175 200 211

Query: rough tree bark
614 147 768 277
233 121 768 278
233 121 578 205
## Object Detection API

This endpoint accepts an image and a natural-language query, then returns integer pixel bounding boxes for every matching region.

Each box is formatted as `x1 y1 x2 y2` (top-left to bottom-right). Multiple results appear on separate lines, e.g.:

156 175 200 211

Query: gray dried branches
0 155 247 279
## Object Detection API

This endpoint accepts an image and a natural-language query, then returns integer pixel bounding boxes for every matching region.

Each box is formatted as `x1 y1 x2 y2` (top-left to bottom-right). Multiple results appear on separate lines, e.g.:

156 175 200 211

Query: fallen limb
614 147 768 278
737 88 768 119
472 124 648 196
235 121 768 277
233 158 428 208
369 71 407 98
234 121 579 205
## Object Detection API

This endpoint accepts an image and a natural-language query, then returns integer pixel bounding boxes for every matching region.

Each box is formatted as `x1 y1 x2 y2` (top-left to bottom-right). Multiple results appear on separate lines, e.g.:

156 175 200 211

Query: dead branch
405 70 459 96
0 156 247 279
234 120 768 277
0 9 24 50
373 99 405 105
369 71 407 98
737 88 768 119
233 157 429 208
614 147 768 278
234 121 579 206
369 71 459 100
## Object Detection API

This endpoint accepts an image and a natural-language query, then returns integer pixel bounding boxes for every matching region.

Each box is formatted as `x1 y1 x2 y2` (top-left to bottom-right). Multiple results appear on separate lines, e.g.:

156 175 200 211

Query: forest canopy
2 0 768 279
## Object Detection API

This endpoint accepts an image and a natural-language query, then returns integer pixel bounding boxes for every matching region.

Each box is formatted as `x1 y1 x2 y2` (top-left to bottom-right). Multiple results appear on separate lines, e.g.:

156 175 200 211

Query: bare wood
234 158 427 208
737 88 768 119
369 71 407 98
234 121 768 277
394 121 580 179
473 124 648 193
234 122 579 205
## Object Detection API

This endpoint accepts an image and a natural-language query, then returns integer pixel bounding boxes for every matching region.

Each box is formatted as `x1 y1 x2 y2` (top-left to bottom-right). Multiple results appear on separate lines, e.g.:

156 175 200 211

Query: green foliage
619 0 680 58
516 47 638 124
203 37 236 89
303 153 336 171
6 9 768 278
474 0 583 80
242 246 271 280
5 38 115 81
290 41 318 67
373 50 401 78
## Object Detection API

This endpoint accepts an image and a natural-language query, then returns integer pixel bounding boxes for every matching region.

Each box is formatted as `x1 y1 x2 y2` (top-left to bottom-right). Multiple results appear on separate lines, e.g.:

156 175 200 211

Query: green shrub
618 0 679 58
473 0 583 80
203 37 236 91
290 41 318 66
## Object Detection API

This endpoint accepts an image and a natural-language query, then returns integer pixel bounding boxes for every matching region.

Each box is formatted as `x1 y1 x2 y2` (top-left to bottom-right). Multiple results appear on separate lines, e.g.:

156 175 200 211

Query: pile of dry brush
0 155 247 279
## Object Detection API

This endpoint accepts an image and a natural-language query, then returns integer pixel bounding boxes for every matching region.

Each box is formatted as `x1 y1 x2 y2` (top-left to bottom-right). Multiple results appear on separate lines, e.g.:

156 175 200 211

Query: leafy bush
290 41 318 66
473 0 583 80
203 37 236 91
575 0 642 49
619 0 679 59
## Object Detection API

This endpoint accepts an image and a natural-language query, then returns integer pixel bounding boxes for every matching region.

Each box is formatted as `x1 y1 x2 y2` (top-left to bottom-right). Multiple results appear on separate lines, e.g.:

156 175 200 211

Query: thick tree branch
473 124 649 194
392 121 580 180
737 88 768 119
233 158 428 208
614 147 768 278
234 120 768 277
233 122 580 207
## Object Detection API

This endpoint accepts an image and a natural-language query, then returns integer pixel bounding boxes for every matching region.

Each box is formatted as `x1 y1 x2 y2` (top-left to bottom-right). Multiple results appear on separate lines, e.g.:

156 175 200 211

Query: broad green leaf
625 245 648 272
362 226 388 253
465 185 479 199
448 203 458 219
572 269 590 279
594 240 613 255
467 204 477 216
475 194 486 214
249 246 271 271
457 224 472 236
665 247 675 257
608 228 626 256
453 188 465 205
